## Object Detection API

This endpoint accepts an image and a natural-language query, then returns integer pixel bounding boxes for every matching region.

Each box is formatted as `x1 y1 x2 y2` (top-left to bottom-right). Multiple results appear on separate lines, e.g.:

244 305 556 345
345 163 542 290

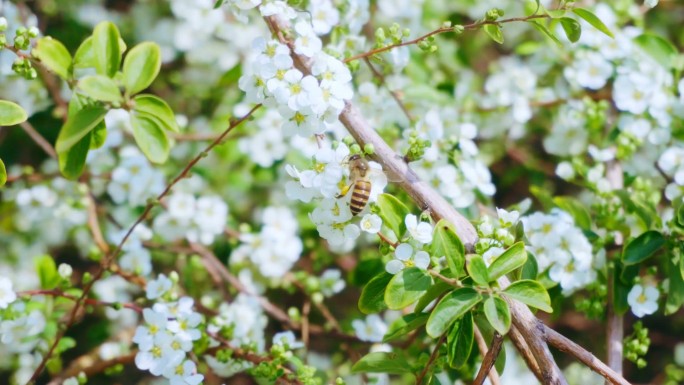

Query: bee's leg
336 184 352 198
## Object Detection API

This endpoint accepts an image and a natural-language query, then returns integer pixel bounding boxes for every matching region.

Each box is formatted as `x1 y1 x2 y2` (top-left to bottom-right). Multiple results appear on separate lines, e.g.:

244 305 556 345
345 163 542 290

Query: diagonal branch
473 332 504 385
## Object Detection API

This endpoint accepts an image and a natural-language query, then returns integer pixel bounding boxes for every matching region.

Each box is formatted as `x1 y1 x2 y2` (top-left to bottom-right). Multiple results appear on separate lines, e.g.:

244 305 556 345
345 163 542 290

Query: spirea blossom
0 277 17 309
627 284 659 318
352 314 387 343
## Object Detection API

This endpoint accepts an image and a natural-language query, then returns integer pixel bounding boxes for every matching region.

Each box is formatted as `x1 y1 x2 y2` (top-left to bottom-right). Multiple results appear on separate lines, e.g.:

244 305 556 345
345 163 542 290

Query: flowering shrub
1 0 684 385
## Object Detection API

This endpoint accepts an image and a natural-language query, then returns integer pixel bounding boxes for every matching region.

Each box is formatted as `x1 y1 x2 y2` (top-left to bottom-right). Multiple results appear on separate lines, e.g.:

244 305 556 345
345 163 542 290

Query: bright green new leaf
430 220 465 277
466 254 489 287
483 24 504 44
622 231 665 266
133 94 179 132
484 296 511 335
446 312 474 369
0 100 28 126
73 36 95 69
474 314 507 373
426 288 481 338
351 352 412 375
33 37 72 80
572 8 614 38
383 313 429 342
130 113 170 164
77 75 122 103
90 121 107 149
634 33 678 69
58 130 92 179
55 106 107 153
0 158 6 187
36 255 60 289
559 17 581 43
553 196 591 230
93 21 122 77
359 272 392 314
488 242 527 281
385 267 433 310
520 253 538 280
123 42 162 95
375 193 410 237
677 204 684 228
502 279 553 313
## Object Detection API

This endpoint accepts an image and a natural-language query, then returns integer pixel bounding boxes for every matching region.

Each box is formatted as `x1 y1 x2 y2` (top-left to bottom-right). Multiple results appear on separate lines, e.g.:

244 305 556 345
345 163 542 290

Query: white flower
555 161 575 180
163 360 204 385
167 192 196 221
0 277 17 309
320 269 346 297
120 247 153 276
57 263 73 279
352 314 387 343
309 0 339 35
565 51 613 90
405 214 432 244
385 243 430 274
273 331 304 349
627 284 659 318
293 21 322 57
133 308 169 350
645 0 658 8
496 208 520 227
63 377 78 385
135 332 185 376
360 213 382 234
146 274 173 300
613 74 652 115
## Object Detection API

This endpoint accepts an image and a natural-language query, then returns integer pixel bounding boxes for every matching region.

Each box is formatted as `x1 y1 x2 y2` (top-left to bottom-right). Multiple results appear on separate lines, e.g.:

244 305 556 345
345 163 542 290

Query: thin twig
343 14 550 63
473 332 503 385
416 333 446 385
474 327 502 385
363 57 415 122
19 121 57 159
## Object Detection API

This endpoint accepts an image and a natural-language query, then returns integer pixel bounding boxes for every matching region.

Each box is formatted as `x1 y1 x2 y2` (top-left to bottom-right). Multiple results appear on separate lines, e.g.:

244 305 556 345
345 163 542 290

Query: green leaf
466 255 489 287
572 8 614 38
634 33 678 68
92 21 122 77
351 352 412 375
520 253 538 280
59 130 92 179
385 267 433 310
32 37 72 80
359 272 392 314
614 190 660 229
473 313 507 373
414 279 452 314
529 20 562 47
559 17 582 43
677 204 684 228
622 231 665 266
502 279 553 313
484 296 511 335
543 7 566 18
383 313 429 342
375 193 410 237
488 242 527 281
666 257 684 315
213 0 225 8
130 113 170 164
73 36 95 69
122 42 162 95
430 220 465 277
0 100 28 126
613 265 630 315
426 288 481 338
553 196 591 230
77 75 122 103
90 121 107 149
0 158 6 187
446 312 474 369
133 94 179 132
55 106 107 153
483 24 504 44
36 255 60 289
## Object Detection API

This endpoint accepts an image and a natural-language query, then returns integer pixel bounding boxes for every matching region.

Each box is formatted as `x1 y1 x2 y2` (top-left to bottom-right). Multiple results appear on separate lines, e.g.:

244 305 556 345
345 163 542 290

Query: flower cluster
154 191 229 245
522 210 596 294
230 206 303 278
133 277 203 385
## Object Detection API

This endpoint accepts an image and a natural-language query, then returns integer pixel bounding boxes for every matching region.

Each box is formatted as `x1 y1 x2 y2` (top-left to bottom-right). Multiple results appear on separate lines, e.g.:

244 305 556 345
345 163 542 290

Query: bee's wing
368 161 405 183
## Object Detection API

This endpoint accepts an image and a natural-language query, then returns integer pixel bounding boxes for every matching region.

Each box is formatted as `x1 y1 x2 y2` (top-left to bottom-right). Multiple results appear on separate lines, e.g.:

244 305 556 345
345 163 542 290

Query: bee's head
349 154 362 162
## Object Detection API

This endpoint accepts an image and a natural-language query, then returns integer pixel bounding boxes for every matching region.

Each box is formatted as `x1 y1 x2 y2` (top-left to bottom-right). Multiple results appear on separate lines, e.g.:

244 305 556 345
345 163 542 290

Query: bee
338 154 372 216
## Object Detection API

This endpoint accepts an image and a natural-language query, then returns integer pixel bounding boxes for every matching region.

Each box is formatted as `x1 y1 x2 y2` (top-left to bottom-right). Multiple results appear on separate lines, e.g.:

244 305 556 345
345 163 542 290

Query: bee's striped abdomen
350 180 371 216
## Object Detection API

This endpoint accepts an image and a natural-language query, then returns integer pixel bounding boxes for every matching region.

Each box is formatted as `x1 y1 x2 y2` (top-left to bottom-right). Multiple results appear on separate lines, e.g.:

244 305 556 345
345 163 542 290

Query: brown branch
47 352 136 385
85 193 110 254
474 327 502 385
416 333 446 385
544 326 632 385
473 332 503 385
26 105 262 385
18 289 142 312
343 14 550 63
19 121 57 159
508 325 545 383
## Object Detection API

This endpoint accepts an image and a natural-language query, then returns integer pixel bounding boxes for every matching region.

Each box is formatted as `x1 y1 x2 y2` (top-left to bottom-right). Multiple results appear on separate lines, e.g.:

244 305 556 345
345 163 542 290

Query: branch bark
606 160 625 379
473 328 502 385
